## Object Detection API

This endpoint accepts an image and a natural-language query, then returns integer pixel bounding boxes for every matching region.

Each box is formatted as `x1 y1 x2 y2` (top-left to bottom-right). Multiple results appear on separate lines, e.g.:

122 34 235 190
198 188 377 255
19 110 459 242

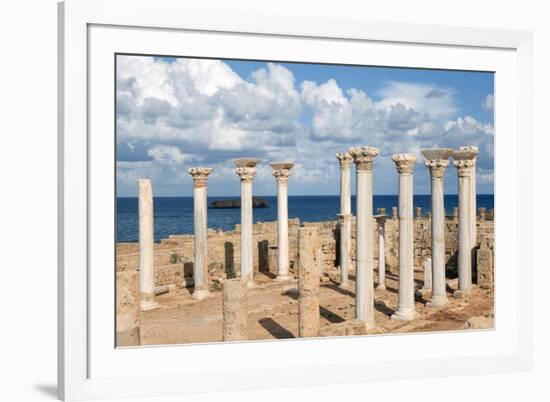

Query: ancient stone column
336 212 351 286
235 158 259 286
479 207 486 221
422 148 453 306
460 146 479 278
311 227 324 277
422 256 432 290
460 146 479 252
453 149 477 296
392 207 398 219
415 207 422 219
336 152 353 288
349 146 379 327
223 278 248 341
116 270 140 346
336 152 353 215
477 235 494 289
138 179 160 311
375 215 386 291
337 213 351 288
298 226 320 337
271 162 294 281
391 154 417 321
188 167 213 300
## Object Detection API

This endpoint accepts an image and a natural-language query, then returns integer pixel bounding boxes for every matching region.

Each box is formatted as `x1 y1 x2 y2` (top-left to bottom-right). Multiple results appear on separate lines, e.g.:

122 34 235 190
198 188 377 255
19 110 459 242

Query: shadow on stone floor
320 306 345 323
323 283 355 298
374 300 395 316
258 317 295 339
282 288 299 300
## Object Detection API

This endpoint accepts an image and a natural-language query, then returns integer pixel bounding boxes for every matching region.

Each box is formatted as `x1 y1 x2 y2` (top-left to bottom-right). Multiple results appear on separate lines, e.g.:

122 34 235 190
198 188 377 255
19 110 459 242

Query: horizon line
116 193 495 198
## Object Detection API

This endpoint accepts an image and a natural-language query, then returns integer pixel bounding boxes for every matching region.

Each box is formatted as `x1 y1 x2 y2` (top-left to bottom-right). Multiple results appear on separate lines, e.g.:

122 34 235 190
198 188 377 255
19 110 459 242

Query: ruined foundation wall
116 215 495 289
116 270 140 346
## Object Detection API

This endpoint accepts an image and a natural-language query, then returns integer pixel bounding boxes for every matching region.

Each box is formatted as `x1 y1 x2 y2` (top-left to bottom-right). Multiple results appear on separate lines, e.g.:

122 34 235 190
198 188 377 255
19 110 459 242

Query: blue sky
226 60 493 122
116 55 494 197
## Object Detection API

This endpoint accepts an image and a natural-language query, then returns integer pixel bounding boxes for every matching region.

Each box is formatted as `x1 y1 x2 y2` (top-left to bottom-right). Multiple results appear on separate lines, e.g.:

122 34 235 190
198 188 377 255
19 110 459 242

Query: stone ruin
116 147 495 345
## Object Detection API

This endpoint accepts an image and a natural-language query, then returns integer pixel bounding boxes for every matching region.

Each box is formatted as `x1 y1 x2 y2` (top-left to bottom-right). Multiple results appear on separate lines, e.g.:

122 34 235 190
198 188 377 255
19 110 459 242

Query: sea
117 194 494 243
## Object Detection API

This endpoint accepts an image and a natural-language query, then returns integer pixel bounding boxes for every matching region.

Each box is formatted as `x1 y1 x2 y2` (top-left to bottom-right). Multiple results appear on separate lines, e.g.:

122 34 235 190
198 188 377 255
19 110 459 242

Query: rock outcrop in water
210 197 268 209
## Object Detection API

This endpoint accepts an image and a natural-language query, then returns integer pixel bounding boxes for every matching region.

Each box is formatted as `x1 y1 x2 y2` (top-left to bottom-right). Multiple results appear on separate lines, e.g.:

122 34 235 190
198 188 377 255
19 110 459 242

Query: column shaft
241 179 253 283
453 149 477 296
431 175 447 303
223 278 248 341
349 146 378 328
423 256 432 289
116 270 140 346
271 162 294 281
479 208 486 221
393 173 416 319
471 160 477 250
428 161 449 306
336 153 353 288
276 180 289 279
355 168 374 324
338 214 351 287
340 162 352 215
391 154 416 321
376 222 386 290
193 185 209 299
235 159 259 286
189 167 213 300
298 227 320 337
138 179 159 311
460 146 479 275
457 174 472 293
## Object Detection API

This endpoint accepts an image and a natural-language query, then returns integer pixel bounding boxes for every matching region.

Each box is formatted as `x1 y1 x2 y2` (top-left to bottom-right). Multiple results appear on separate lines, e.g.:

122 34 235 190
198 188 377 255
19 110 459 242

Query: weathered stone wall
116 214 495 288
477 232 495 288
116 270 140 346
116 219 300 285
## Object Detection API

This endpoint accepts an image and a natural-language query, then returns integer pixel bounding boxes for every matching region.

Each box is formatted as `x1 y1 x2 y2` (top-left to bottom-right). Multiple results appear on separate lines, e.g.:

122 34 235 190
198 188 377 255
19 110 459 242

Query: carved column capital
348 146 379 171
234 158 259 182
452 149 477 177
270 162 294 184
272 169 292 183
336 152 353 170
188 167 213 187
459 145 479 161
425 159 450 178
392 153 417 174
235 167 256 182
421 148 453 178
453 160 475 177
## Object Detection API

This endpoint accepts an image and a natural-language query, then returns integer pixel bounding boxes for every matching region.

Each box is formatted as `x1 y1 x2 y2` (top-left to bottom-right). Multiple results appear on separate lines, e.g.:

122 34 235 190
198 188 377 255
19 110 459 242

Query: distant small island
210 197 269 209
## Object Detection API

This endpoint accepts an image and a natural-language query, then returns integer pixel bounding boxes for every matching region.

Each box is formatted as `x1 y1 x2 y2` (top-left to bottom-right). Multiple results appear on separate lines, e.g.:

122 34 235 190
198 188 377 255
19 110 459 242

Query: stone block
320 319 367 337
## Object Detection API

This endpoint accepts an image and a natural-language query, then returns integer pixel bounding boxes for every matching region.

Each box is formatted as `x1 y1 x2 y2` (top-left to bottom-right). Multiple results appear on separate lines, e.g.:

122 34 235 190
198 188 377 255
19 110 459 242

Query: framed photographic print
58 0 533 400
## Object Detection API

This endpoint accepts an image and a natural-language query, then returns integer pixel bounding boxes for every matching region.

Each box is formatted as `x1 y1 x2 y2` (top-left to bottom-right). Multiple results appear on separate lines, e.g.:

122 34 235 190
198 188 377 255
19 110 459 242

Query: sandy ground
138 267 494 346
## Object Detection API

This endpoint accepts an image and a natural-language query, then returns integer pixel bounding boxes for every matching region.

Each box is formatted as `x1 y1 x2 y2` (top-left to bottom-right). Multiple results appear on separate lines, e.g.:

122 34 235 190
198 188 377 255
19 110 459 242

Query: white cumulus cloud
376 81 457 121
116 56 494 196
147 145 195 165
482 94 494 113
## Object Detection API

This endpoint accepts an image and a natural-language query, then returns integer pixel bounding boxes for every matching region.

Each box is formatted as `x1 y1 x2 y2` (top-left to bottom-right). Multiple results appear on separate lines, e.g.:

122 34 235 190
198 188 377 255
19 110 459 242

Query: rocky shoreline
210 197 268 209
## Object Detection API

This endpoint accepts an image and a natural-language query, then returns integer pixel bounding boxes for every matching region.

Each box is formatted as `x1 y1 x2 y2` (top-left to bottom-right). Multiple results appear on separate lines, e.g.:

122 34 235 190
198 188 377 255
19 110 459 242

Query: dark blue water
117 194 494 242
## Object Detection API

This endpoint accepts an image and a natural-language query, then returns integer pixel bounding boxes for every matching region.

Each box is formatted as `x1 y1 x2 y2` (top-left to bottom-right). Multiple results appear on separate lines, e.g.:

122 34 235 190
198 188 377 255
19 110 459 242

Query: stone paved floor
138 268 494 346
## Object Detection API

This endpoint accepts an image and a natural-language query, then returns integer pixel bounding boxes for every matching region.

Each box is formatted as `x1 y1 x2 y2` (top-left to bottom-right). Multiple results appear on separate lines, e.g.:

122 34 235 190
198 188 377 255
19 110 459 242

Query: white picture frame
58 0 533 400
